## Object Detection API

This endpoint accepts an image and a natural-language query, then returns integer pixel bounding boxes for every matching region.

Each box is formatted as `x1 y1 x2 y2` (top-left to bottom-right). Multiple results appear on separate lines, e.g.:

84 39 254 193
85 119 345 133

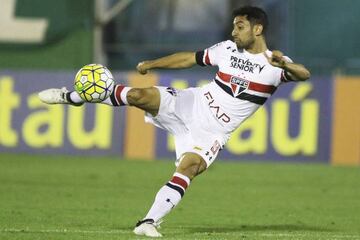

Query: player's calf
134 171 190 237
134 153 207 237
176 152 208 180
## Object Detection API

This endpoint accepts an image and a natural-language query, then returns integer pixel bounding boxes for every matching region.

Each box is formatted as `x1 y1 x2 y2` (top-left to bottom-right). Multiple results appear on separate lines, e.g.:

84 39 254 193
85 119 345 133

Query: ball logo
80 76 87 84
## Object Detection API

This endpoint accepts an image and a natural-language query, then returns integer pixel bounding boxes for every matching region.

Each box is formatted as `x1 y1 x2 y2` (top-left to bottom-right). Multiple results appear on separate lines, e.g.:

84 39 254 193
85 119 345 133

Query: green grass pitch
0 153 359 239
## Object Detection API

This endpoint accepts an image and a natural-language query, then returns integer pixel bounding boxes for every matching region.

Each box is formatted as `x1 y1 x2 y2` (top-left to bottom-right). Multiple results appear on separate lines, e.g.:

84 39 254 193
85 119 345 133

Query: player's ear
254 24 263 36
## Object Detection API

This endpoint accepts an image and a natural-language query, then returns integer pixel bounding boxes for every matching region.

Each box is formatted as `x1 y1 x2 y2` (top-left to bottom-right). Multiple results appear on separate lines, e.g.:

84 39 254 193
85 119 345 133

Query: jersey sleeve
195 41 229 67
280 56 294 82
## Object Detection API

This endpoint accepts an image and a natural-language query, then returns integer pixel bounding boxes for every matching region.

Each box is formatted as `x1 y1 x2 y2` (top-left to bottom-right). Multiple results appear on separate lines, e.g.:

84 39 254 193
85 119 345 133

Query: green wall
0 0 94 70
290 0 360 73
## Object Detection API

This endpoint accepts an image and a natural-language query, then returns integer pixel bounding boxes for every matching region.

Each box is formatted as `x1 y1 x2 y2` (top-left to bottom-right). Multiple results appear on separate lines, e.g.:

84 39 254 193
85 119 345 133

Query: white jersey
196 40 293 134
146 40 294 166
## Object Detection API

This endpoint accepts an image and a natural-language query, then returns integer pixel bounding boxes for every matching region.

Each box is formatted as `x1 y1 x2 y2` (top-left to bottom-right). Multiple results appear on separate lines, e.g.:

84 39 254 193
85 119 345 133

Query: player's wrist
137 61 153 73
280 60 288 69
141 61 152 70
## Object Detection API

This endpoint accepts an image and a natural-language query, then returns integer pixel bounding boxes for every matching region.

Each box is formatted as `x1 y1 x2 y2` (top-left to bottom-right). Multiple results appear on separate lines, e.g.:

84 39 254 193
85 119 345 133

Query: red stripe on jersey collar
205 50 211 65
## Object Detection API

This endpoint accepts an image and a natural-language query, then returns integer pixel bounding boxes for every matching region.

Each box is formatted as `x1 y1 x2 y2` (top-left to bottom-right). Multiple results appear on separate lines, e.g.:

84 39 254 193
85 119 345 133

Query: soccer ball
74 63 115 102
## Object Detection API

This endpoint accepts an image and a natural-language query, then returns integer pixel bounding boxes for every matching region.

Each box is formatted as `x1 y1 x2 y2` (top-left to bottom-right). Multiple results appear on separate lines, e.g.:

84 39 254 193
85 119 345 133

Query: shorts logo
193 146 202 151
205 151 213 162
230 76 249 95
210 140 221 155
166 87 178 96
205 141 221 163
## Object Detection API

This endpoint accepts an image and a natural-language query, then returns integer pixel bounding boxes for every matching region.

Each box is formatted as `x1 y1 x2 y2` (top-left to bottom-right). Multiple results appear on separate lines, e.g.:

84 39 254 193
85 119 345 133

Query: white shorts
145 86 229 167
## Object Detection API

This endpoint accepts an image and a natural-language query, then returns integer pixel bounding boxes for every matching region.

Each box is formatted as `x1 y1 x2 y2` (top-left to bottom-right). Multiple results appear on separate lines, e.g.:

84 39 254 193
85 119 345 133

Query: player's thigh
176 152 207 180
127 87 160 115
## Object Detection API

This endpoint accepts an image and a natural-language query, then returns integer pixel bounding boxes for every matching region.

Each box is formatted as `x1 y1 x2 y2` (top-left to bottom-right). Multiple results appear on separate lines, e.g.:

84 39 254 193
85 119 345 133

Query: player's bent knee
127 88 144 104
176 153 207 180
127 88 159 106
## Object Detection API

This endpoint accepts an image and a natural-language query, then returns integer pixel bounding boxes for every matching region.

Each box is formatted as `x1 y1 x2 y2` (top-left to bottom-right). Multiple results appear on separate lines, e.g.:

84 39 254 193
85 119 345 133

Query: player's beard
235 37 255 50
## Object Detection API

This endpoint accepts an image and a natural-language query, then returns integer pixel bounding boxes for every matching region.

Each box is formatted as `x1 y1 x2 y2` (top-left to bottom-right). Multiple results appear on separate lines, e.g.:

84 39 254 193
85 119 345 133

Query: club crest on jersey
230 76 249 95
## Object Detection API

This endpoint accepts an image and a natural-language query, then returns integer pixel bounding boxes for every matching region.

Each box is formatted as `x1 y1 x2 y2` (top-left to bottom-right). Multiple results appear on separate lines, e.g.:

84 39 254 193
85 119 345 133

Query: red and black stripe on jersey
196 50 278 105
280 70 294 82
215 71 277 105
216 71 277 94
196 50 211 66
214 79 266 105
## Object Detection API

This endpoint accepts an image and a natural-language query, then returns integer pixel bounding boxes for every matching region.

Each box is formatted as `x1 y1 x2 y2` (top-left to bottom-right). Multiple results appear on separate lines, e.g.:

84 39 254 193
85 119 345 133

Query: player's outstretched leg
38 84 160 116
133 153 207 237
102 84 161 116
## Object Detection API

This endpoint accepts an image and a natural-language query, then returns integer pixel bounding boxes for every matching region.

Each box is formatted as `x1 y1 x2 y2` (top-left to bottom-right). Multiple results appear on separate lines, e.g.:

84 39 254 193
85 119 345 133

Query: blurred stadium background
0 0 359 239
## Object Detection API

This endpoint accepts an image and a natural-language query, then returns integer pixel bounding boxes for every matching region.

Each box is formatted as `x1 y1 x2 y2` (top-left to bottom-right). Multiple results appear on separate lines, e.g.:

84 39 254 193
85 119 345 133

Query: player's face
231 16 256 49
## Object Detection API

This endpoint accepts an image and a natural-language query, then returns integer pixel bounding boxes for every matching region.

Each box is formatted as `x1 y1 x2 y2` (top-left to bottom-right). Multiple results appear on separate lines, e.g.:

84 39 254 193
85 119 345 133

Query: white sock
67 84 131 106
107 85 131 106
66 91 84 104
100 85 132 106
144 172 190 222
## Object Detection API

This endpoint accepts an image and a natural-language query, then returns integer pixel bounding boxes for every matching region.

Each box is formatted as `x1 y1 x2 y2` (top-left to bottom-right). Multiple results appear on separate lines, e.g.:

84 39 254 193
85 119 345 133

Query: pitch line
0 228 129 234
257 232 360 239
193 231 360 239
1 228 360 239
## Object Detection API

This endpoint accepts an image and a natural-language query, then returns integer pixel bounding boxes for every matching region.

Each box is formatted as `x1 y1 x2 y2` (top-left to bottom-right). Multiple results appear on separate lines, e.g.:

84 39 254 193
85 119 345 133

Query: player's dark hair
232 6 268 34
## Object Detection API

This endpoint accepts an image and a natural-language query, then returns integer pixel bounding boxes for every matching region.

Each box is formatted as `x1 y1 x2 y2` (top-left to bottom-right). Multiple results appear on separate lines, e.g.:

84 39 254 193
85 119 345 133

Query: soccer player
39 6 310 237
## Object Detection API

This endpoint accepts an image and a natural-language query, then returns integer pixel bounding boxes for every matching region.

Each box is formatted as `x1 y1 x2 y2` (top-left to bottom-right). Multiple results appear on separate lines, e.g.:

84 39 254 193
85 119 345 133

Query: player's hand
136 61 150 75
264 50 286 68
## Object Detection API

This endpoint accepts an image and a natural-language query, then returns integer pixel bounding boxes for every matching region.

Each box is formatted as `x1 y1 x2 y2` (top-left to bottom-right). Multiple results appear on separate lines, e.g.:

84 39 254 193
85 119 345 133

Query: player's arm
136 52 196 74
265 50 311 81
